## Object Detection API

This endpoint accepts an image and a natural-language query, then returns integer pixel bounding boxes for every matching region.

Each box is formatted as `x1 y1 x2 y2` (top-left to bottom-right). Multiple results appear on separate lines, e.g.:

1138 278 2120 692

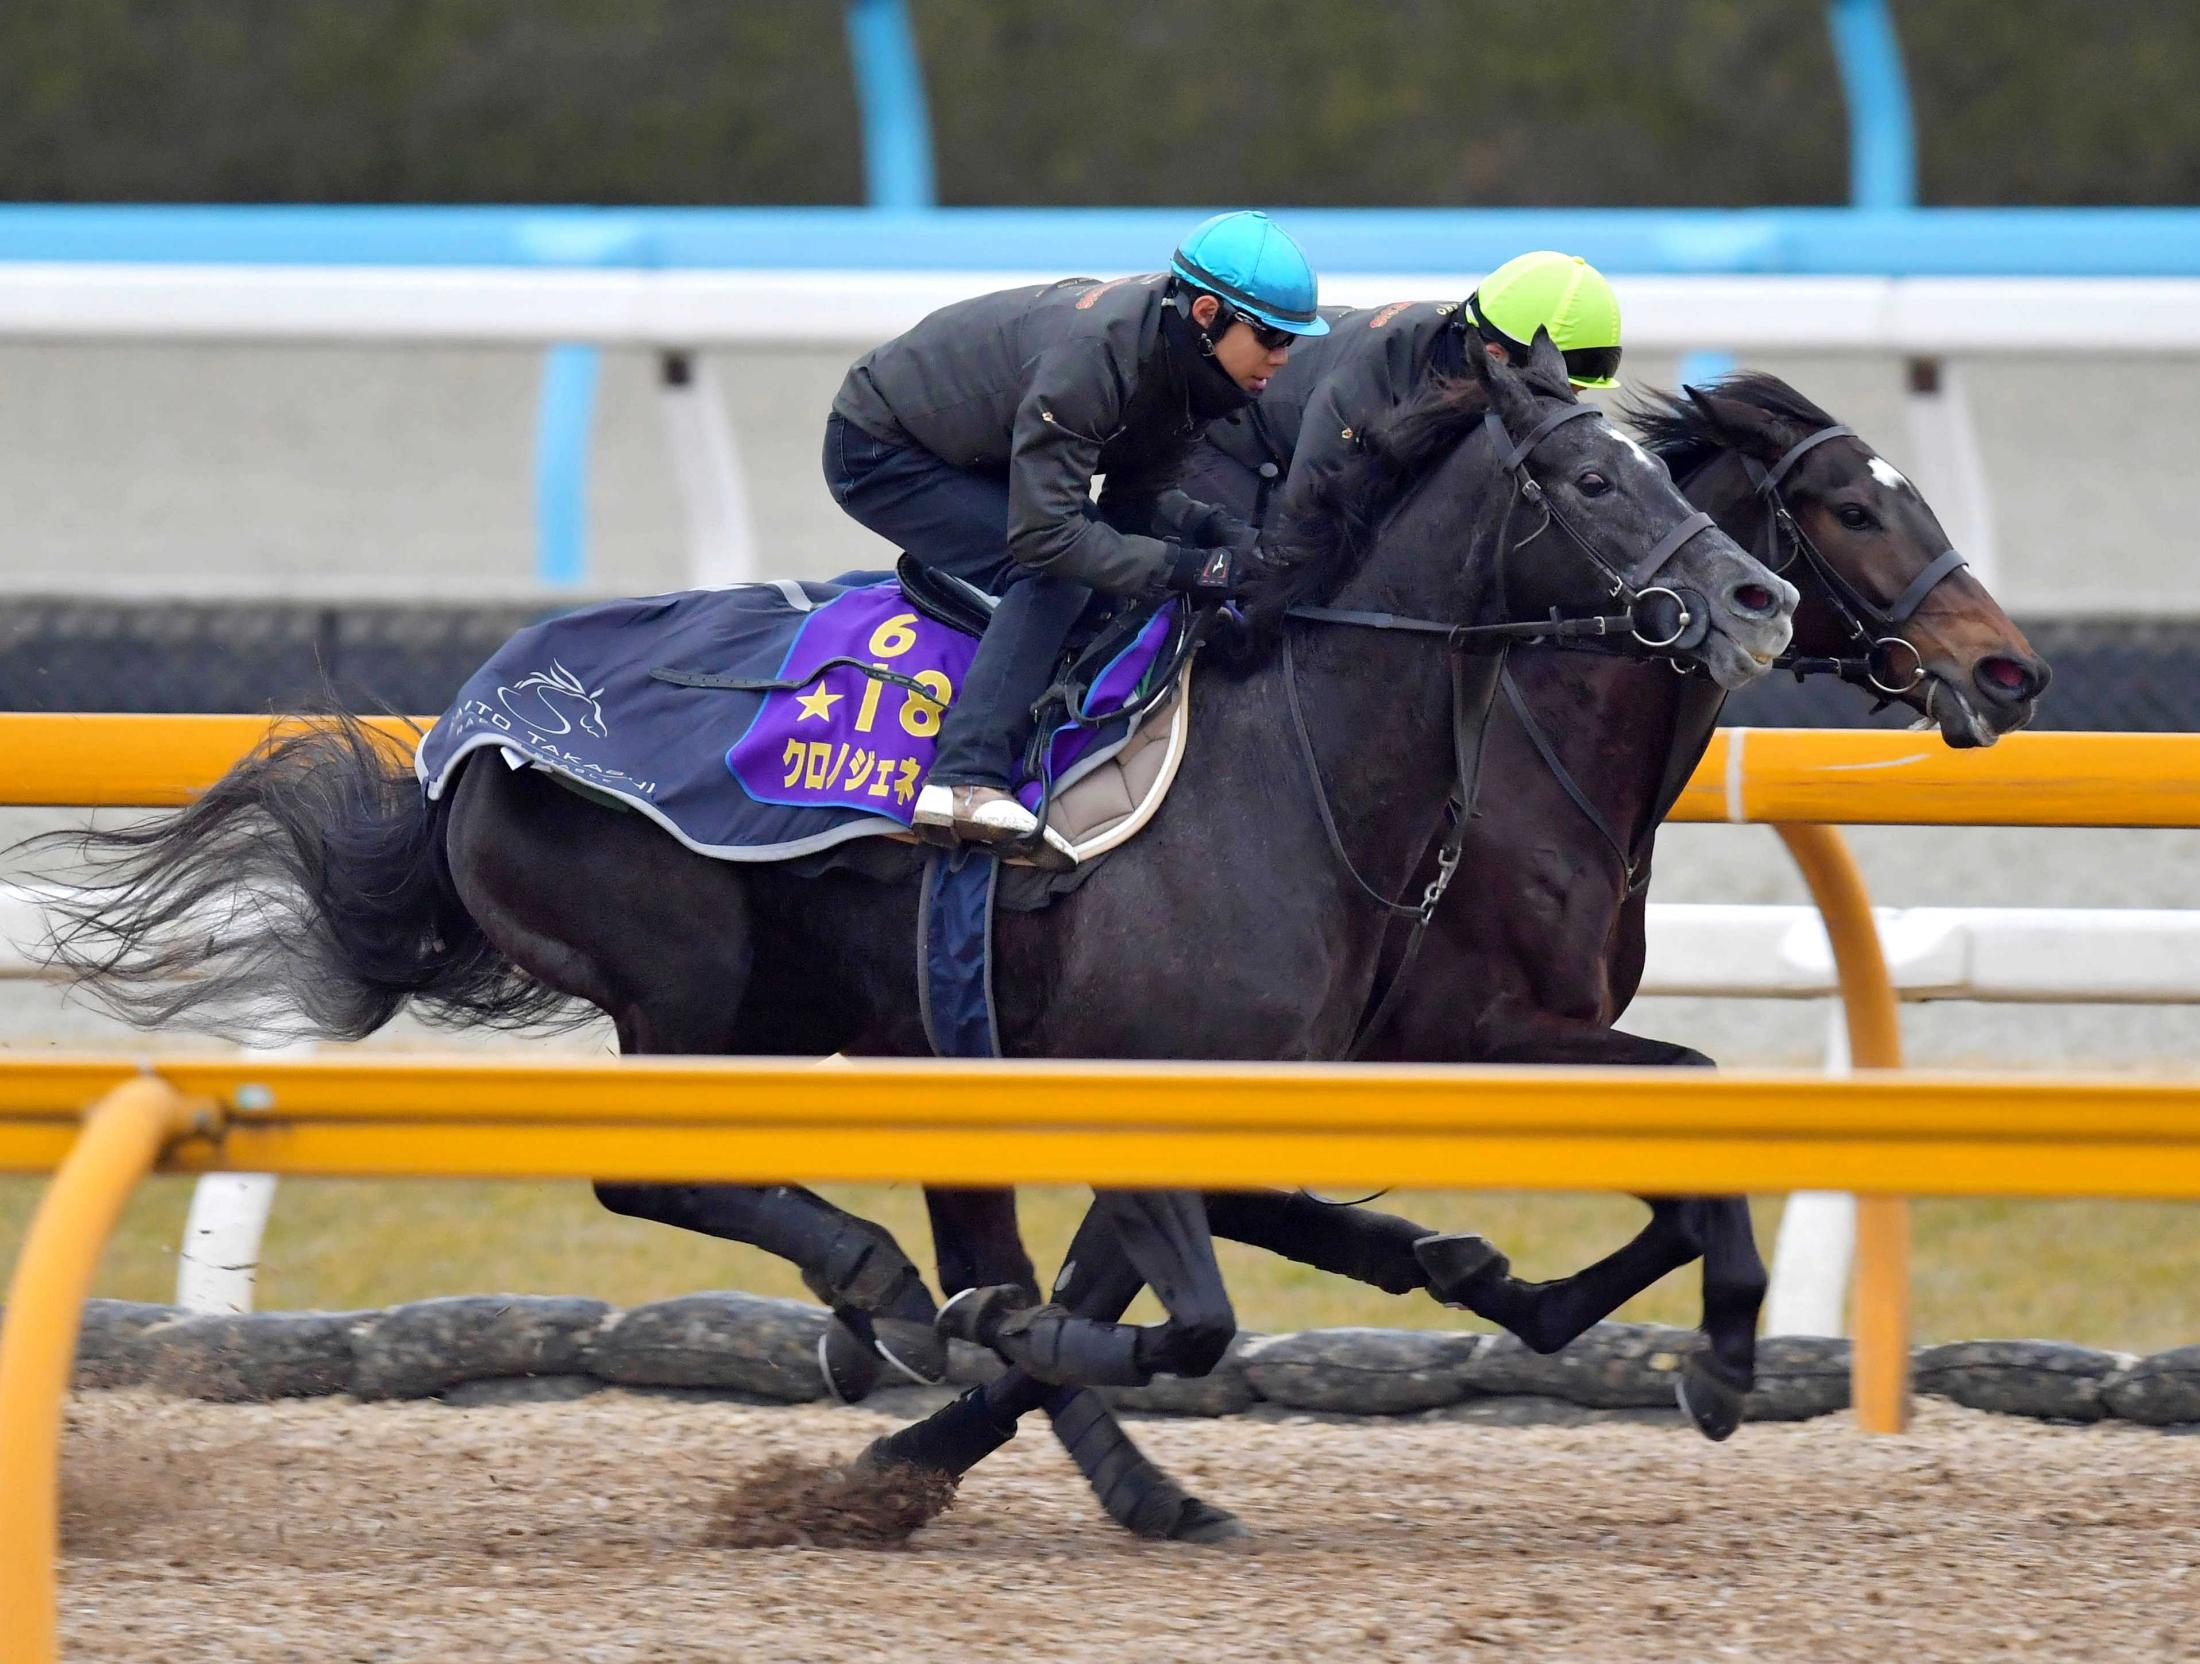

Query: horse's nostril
1976 656 2037 702
1733 583 1776 615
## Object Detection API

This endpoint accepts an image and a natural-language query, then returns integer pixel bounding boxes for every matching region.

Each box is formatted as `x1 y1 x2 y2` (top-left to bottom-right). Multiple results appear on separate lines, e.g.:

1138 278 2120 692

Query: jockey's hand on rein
1163 541 1253 603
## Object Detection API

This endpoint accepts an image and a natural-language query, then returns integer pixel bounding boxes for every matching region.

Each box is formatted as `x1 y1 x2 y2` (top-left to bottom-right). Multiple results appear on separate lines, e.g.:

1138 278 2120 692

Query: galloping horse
850 372 2047 1538
32 337 1793 1523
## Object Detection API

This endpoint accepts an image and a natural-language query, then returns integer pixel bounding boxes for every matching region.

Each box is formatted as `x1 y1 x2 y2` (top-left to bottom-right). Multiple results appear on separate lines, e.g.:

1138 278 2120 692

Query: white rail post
1903 355 2000 586
1762 958 1862 1338
173 1037 304 1314
658 349 760 588
173 1174 278 1315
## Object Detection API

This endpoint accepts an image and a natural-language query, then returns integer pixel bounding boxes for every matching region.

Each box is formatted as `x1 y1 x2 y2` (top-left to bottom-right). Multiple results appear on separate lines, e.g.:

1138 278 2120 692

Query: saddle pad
416 576 1182 865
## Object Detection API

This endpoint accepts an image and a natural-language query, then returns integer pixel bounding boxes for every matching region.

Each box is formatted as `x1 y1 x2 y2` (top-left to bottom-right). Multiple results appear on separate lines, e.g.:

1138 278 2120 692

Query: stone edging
43 1294 2200 1428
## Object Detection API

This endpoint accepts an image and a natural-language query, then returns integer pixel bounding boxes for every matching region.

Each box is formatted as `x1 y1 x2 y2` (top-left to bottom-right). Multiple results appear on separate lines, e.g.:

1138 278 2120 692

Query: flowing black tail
23 712 580 1041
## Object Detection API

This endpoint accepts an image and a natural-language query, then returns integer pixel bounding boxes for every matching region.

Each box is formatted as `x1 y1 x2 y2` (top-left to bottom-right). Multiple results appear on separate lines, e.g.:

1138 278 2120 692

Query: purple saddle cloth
417 572 1180 863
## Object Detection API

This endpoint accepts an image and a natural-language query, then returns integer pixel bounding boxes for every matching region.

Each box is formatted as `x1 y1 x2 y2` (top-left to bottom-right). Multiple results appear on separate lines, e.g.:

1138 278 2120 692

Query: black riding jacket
1200 301 1469 524
833 274 1254 596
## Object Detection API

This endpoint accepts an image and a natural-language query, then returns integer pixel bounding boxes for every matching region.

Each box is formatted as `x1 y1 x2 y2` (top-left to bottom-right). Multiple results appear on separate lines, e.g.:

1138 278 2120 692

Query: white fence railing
5 263 2145 589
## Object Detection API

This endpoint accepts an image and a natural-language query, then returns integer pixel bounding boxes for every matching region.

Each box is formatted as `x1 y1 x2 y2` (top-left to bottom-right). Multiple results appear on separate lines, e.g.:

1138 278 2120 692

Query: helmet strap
1169 281 1226 354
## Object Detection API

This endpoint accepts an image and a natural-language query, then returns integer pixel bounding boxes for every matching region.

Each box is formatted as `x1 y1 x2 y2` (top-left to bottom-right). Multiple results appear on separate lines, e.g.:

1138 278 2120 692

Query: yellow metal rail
6 1054 2200 1196
0 712 422 807
0 1077 215 1664
1774 825 1908 1433
1671 727 2200 828
8 714 2200 827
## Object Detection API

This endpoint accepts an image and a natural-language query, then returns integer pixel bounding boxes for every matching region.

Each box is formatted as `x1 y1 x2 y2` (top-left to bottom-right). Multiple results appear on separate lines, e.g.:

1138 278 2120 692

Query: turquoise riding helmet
1169 211 1330 338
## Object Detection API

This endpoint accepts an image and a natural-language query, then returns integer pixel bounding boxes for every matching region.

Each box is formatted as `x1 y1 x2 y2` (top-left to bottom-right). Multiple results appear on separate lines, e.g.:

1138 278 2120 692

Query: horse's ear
1519 325 1574 396
1683 383 1767 455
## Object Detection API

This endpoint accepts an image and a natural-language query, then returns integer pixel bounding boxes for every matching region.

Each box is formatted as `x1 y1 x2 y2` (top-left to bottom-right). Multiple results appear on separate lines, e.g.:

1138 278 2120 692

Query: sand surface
54 1389 2200 1663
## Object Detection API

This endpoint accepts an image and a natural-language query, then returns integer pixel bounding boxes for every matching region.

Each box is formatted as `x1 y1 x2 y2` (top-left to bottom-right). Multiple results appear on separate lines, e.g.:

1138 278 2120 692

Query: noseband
1737 422 1968 698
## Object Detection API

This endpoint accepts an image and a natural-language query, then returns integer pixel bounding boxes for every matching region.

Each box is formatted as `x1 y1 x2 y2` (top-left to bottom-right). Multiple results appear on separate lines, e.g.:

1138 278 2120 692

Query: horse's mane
1623 371 1841 483
1231 376 1505 648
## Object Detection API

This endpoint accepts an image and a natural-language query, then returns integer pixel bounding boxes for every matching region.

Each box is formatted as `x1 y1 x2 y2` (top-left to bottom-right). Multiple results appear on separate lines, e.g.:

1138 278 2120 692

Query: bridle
1723 417 1968 700
1475 402 1721 653
1278 390 1729 948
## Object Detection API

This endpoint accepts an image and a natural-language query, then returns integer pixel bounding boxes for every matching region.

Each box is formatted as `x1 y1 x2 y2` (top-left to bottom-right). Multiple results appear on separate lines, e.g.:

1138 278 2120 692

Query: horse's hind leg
444 760 936 1335
593 1176 938 1327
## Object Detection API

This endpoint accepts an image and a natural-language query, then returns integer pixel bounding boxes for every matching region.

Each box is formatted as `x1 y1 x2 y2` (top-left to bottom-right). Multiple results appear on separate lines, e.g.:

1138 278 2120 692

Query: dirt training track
60 1390 2200 1663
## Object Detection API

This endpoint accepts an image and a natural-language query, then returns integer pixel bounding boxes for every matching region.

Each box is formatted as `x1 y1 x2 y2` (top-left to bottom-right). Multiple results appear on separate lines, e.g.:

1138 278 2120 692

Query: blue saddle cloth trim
918 848 1001 1059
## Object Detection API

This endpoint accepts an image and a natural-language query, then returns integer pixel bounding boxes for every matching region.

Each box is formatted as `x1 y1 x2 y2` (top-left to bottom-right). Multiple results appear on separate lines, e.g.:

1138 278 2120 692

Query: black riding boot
927 573 1092 789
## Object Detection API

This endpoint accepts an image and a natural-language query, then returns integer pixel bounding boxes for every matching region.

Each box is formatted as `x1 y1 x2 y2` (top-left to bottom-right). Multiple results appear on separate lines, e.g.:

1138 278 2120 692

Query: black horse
843 371 2048 1536
31 335 1793 1460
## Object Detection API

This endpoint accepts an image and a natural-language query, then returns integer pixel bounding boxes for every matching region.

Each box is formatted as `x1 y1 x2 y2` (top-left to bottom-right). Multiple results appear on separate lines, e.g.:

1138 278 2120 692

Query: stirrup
915 783 1074 860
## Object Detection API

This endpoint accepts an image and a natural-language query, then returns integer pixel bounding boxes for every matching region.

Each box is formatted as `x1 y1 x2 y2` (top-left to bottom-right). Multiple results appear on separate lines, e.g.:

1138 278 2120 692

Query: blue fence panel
4 205 2198 277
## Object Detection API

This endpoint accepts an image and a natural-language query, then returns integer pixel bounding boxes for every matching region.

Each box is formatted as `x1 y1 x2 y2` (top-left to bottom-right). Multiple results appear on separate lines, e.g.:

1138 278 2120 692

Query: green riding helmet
1463 251 1623 389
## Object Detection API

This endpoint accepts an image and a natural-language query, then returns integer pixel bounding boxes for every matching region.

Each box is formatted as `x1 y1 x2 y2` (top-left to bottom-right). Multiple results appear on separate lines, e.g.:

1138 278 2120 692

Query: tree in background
0 0 2191 207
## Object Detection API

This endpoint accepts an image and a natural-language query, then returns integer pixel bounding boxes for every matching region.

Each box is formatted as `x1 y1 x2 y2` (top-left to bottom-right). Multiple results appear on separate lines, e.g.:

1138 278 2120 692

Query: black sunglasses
1226 308 1296 351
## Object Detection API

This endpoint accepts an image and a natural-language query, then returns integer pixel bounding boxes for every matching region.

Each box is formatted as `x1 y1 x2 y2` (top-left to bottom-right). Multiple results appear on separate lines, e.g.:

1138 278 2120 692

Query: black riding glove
1163 541 1249 603
1153 488 1260 553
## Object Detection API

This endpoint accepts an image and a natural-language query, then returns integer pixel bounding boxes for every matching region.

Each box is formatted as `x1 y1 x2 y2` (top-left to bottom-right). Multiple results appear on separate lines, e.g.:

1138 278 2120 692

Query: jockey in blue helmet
825 210 1327 854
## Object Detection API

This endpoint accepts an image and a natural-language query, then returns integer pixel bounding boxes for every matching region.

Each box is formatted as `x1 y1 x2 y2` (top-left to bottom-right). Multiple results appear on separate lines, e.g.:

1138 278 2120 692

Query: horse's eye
1837 504 1874 530
1576 471 1610 496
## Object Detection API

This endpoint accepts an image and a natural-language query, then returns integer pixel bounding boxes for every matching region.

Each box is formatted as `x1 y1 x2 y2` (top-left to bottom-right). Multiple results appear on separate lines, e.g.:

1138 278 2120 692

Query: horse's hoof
1676 1353 1749 1443
820 1320 879 1405
1170 1501 1251 1545
871 1316 948 1385
1414 1233 1510 1306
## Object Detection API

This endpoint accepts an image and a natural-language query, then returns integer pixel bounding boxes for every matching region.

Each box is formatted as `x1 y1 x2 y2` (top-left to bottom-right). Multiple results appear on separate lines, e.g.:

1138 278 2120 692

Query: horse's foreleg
863 1205 1142 1478
1416 1199 1703 1353
924 1186 1039 1300
1409 1020 1717 1352
940 1188 1234 1386
1676 1195 1766 1442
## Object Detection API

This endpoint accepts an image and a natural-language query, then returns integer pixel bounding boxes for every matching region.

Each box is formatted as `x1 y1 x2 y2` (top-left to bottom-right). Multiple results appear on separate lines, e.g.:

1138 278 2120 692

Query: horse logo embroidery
496 662 609 740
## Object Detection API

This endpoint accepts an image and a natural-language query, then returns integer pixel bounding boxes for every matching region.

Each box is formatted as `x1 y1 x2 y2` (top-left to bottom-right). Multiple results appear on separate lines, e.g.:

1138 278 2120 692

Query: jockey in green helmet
1181 250 1624 529
1465 250 1623 388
